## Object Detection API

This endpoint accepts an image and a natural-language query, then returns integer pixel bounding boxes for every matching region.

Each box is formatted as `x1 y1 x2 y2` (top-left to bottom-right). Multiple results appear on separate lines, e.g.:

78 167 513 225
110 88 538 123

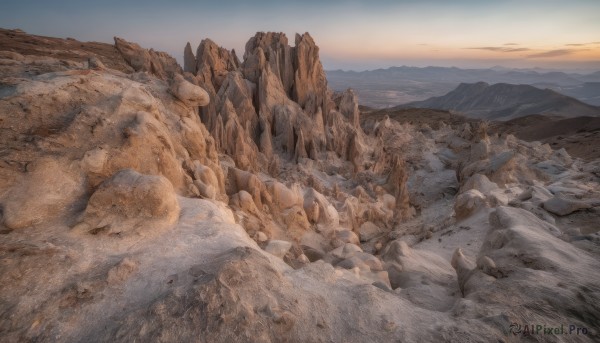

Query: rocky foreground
1 28 599 342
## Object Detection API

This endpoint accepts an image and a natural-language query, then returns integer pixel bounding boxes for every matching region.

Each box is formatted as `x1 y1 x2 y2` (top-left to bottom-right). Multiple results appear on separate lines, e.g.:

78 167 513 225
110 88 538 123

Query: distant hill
400 82 600 120
552 82 600 106
326 66 600 108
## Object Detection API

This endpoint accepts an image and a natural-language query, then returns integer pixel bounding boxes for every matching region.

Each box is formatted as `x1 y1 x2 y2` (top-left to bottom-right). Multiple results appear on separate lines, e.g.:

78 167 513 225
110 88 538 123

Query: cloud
503 43 519 46
527 49 578 58
465 46 530 53
566 42 600 46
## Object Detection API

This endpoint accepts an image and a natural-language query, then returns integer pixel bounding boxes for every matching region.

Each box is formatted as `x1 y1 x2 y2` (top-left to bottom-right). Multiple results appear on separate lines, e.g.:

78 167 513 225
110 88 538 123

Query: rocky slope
401 82 600 120
1 29 600 342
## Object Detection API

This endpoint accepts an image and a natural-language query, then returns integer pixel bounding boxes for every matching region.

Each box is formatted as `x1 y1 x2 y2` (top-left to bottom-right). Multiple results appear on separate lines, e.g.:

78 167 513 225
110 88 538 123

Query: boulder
451 248 475 295
469 140 489 161
542 196 591 216
461 173 498 195
303 187 339 227
335 229 360 245
358 221 383 242
454 189 487 220
77 169 180 235
169 74 210 107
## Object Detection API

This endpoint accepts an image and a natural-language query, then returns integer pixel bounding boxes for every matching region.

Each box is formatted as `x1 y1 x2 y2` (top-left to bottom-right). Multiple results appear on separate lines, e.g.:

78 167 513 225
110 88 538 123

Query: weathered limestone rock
461 173 498 194
269 181 303 211
243 32 294 95
335 229 360 245
451 248 475 296
292 33 328 115
183 42 196 73
195 38 239 91
387 156 414 220
469 139 489 161
230 168 270 209
339 88 360 129
169 74 210 107
454 189 488 220
264 240 293 258
2 158 85 229
358 221 383 242
302 188 339 227
216 71 258 138
348 131 365 174
77 169 180 235
294 128 308 162
114 37 182 79
542 196 591 216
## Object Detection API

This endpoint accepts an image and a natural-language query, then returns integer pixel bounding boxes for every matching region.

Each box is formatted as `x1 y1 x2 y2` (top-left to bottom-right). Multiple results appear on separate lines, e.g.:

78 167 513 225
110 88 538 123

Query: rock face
114 37 182 79
292 33 329 114
183 42 195 73
77 169 180 235
2 158 85 230
339 88 360 129
169 74 210 107
542 196 591 216
2 29 599 343
454 189 488 220
387 156 414 220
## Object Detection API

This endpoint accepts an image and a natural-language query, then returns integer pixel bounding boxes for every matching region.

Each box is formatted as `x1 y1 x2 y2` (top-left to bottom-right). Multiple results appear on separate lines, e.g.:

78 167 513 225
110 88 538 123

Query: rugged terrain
1 28 600 342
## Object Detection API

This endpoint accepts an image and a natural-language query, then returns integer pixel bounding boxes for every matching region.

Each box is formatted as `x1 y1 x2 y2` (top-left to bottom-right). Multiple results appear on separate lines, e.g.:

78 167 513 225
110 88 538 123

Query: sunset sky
2 0 599 71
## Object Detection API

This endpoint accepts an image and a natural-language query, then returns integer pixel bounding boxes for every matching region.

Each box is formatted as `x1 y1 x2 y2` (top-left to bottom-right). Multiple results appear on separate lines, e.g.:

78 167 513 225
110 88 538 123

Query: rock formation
1 28 599 343
114 37 182 79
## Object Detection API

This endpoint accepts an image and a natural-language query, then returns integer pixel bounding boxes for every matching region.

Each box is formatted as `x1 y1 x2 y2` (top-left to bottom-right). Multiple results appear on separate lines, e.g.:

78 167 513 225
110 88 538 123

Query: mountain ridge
399 82 600 120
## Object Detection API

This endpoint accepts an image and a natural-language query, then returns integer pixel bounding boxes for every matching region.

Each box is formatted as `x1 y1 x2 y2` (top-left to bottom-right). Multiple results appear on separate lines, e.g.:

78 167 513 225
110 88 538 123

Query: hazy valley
327 66 600 108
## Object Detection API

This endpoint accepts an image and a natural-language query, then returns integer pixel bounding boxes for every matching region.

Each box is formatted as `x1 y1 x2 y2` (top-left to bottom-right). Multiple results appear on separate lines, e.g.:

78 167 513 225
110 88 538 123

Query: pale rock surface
339 88 360 129
454 189 488 220
543 196 592 216
76 169 180 235
169 74 210 107
264 239 293 258
114 37 182 79
358 221 383 242
335 229 360 245
292 33 329 115
2 157 85 229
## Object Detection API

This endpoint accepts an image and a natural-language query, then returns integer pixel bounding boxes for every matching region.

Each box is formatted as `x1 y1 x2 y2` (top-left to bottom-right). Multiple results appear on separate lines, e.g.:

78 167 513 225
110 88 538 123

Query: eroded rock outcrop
114 37 182 79
75 169 180 235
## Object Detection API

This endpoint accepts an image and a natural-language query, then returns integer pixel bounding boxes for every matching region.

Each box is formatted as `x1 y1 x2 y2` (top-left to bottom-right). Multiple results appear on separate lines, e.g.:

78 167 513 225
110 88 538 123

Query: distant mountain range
399 82 600 121
326 66 600 108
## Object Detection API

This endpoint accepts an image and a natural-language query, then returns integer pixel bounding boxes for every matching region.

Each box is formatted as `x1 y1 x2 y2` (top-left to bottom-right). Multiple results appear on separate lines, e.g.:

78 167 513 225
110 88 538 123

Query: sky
1 0 599 72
